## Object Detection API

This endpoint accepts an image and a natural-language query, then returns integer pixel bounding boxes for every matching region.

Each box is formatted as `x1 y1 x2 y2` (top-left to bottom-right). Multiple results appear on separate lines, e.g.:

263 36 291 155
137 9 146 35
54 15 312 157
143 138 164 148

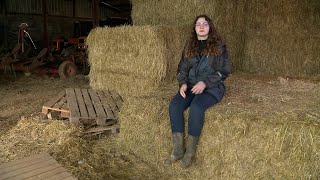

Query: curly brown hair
185 14 224 59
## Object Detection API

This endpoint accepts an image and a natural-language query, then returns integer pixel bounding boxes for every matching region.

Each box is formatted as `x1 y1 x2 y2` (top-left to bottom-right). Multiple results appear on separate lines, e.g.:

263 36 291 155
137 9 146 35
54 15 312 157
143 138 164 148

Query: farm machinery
0 23 89 79
47 36 89 78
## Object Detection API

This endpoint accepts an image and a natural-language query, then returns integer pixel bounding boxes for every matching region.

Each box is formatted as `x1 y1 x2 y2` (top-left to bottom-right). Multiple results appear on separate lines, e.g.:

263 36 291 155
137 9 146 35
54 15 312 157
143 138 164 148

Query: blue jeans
169 88 218 136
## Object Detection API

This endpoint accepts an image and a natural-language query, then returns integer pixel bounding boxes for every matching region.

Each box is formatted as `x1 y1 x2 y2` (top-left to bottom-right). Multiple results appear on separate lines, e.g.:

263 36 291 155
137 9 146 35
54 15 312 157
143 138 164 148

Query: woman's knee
189 102 205 115
170 94 185 108
169 100 184 115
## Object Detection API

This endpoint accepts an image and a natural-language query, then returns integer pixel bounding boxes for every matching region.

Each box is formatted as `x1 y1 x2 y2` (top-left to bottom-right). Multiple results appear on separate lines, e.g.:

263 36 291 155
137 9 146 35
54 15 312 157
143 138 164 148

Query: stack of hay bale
130 0 247 71
86 0 320 178
242 0 320 76
87 25 188 97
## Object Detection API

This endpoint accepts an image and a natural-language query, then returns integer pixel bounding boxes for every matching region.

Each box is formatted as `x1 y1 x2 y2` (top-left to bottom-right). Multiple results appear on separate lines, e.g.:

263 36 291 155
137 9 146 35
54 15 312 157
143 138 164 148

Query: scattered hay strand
0 117 82 175
0 73 319 179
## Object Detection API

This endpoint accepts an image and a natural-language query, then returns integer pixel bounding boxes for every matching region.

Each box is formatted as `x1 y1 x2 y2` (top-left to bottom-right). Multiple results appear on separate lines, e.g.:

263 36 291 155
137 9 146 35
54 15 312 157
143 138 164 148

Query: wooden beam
92 0 99 27
102 0 131 7
72 0 75 18
42 0 48 49
3 0 8 50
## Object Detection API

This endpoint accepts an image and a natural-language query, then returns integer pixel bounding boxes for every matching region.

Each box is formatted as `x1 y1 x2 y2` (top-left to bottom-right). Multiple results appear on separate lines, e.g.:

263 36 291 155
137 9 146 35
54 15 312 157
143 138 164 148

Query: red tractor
1 23 89 79
0 23 48 78
48 36 89 79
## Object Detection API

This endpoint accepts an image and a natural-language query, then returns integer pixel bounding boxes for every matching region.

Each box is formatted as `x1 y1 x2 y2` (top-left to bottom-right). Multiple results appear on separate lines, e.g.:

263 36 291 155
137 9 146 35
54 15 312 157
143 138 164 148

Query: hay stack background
242 0 320 77
130 0 320 77
243 33 320 76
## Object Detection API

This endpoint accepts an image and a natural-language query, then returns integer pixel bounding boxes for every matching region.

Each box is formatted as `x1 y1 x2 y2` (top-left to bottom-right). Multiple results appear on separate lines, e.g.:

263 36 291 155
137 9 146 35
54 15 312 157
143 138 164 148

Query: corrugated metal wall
48 0 73 17
0 0 127 52
5 0 101 18
6 0 42 14
75 0 93 18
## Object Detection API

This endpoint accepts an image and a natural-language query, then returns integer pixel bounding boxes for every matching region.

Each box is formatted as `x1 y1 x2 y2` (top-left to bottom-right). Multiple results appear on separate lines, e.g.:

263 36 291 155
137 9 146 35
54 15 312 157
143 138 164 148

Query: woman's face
195 17 210 40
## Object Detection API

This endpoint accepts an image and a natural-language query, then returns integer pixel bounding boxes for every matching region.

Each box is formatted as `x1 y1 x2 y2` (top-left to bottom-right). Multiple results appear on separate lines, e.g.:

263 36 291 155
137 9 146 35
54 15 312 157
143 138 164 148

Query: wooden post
42 0 48 49
3 0 9 51
92 0 99 27
72 0 75 18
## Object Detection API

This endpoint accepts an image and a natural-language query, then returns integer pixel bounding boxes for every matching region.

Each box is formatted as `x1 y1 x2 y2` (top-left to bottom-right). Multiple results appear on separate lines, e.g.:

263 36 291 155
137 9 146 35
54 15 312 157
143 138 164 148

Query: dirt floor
0 72 165 179
0 73 90 136
0 72 319 179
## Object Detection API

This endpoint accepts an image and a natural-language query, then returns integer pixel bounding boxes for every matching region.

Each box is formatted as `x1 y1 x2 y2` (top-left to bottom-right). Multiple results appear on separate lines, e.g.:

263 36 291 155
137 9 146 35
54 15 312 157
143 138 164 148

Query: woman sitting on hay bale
165 14 232 168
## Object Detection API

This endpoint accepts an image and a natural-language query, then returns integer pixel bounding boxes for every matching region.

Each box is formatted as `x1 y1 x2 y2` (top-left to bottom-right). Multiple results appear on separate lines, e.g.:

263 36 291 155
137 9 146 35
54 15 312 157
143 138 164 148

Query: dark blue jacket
176 44 232 102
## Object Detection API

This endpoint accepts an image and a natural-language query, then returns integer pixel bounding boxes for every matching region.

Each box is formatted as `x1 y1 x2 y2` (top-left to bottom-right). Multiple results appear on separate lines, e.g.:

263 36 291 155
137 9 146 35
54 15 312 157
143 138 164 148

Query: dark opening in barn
0 0 131 77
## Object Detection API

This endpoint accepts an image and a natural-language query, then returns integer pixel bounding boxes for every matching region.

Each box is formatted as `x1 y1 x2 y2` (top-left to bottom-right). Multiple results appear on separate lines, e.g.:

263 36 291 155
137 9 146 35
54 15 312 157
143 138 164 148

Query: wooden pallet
84 123 120 135
42 88 123 134
66 88 122 125
42 90 70 119
0 153 77 180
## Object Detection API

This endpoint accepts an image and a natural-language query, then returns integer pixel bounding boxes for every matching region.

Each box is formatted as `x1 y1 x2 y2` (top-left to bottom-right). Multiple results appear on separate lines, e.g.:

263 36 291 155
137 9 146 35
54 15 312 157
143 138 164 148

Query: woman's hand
179 84 187 98
191 81 206 94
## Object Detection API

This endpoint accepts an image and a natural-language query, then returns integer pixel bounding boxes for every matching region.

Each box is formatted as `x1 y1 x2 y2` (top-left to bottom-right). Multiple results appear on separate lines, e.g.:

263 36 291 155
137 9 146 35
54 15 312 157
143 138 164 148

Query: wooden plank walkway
42 88 123 134
0 153 76 180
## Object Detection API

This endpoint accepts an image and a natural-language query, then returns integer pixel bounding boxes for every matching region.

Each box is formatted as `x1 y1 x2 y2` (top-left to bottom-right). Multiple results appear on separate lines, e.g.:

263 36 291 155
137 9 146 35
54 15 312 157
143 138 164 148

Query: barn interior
0 0 320 180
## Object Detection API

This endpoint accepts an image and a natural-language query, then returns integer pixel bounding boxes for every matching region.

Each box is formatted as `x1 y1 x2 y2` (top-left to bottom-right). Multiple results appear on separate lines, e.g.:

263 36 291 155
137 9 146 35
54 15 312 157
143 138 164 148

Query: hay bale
240 0 320 77
193 112 320 179
116 96 320 179
131 0 244 28
245 0 320 35
159 26 190 81
87 26 167 79
87 25 166 97
243 32 320 77
115 74 320 179
87 25 188 97
117 96 171 166
89 69 158 95
131 0 320 77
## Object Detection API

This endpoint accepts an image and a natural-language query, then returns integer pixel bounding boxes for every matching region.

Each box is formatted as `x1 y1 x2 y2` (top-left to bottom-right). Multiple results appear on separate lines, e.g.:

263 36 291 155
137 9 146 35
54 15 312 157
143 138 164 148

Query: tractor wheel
58 61 78 79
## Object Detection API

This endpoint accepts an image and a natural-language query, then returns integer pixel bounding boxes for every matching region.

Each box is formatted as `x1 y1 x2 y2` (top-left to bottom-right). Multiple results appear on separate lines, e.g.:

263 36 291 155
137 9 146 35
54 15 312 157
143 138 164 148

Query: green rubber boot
164 132 184 165
180 135 199 168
